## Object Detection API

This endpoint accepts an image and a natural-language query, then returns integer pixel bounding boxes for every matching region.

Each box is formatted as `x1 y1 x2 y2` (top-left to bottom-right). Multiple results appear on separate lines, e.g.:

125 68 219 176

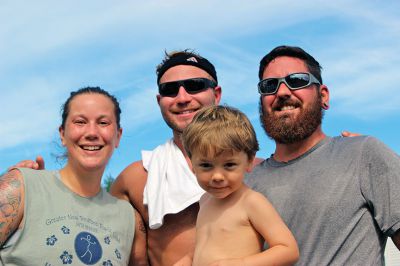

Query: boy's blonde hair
182 105 259 160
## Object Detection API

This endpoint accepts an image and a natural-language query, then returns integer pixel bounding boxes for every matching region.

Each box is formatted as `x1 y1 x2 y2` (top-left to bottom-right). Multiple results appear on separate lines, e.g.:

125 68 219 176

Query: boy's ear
247 155 256 172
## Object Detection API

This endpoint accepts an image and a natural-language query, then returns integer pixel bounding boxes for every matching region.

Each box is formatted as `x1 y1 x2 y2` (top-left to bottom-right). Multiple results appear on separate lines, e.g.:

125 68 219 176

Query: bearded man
245 45 400 265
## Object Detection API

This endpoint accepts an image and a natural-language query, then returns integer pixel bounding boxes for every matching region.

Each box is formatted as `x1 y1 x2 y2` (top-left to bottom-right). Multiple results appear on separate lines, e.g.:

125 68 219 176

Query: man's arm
111 161 149 265
0 170 25 246
392 230 400 251
110 160 148 216
129 209 149 266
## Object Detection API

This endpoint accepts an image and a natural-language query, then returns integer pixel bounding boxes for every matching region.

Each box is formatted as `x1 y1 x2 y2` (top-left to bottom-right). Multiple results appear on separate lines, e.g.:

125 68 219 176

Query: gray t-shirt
245 136 400 266
0 168 135 266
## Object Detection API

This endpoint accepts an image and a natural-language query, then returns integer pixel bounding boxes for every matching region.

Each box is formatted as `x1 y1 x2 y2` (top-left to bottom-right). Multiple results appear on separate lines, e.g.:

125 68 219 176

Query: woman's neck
59 164 103 197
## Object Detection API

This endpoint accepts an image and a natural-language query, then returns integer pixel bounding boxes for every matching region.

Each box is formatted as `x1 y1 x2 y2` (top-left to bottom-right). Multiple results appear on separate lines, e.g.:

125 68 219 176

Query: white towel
142 139 205 229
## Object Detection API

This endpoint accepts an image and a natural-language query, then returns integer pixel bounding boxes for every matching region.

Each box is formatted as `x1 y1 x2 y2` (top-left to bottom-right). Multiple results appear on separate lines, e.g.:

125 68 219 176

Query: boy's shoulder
242 186 270 206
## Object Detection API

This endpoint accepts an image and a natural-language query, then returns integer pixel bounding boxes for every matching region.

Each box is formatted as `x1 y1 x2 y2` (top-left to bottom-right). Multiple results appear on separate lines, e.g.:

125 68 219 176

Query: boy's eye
224 162 237 169
198 162 212 168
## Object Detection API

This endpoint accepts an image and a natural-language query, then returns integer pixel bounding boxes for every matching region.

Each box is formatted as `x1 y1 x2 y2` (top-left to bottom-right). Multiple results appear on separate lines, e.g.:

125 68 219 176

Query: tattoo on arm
0 171 23 246
130 209 149 265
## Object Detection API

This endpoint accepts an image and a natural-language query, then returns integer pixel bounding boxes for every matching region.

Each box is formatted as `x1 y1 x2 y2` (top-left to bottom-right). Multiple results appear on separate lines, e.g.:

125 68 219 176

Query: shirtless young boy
179 105 299 266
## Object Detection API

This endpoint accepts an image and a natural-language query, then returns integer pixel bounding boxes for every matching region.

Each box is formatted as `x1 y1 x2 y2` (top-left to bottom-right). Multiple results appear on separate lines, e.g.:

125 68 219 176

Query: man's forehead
159 65 213 83
263 56 308 78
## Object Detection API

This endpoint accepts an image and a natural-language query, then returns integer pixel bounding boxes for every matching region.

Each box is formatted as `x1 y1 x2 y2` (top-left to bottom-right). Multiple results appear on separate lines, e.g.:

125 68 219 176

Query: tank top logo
74 231 103 265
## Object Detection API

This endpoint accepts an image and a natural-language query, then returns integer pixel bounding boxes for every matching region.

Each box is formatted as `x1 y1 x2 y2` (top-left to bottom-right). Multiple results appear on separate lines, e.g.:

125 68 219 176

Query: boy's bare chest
197 199 251 235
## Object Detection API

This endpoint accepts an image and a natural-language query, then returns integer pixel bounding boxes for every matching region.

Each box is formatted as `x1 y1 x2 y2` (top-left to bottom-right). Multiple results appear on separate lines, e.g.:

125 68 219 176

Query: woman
0 87 137 265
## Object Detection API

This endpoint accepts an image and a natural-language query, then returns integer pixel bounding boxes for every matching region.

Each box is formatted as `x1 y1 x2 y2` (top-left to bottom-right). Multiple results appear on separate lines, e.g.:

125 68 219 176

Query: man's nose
175 86 191 102
275 81 292 97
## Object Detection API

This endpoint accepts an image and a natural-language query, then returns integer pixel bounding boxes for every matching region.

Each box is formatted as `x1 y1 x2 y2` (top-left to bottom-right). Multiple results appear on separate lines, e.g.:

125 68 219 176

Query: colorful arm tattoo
0 170 23 246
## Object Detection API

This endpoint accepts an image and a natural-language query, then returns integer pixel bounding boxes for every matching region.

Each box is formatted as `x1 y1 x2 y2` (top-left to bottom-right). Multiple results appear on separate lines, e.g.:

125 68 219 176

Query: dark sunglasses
158 78 217 97
258 72 320 95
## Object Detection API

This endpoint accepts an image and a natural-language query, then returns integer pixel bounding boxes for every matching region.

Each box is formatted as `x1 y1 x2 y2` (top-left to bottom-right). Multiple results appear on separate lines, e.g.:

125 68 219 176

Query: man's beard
259 94 324 144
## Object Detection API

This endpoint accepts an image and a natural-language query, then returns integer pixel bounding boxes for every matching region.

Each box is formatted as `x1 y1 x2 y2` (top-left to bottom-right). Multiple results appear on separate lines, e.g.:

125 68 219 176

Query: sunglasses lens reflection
263 79 279 94
258 73 314 95
286 73 310 89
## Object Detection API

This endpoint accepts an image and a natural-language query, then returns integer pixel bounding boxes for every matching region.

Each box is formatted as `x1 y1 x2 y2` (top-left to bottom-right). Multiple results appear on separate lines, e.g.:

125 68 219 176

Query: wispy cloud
0 77 64 149
121 87 161 130
1 0 399 154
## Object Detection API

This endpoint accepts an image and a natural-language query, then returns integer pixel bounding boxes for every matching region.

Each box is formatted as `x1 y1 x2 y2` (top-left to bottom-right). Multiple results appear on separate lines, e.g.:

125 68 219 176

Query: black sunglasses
258 72 320 95
158 78 217 97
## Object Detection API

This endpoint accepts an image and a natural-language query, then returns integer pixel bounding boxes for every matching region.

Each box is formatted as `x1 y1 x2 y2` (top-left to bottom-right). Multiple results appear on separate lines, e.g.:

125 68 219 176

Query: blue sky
1 0 399 180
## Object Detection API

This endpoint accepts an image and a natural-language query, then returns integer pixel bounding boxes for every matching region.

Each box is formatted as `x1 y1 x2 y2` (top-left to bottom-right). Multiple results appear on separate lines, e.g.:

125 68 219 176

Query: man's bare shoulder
110 160 148 204
116 160 148 185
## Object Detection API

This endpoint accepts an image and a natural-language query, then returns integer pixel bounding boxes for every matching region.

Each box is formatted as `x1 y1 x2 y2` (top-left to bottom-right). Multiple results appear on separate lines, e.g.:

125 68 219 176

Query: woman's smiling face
59 93 122 173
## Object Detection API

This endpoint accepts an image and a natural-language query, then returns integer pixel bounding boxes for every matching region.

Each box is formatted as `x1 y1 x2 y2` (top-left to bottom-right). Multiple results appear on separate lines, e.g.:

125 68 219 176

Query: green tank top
0 168 135 266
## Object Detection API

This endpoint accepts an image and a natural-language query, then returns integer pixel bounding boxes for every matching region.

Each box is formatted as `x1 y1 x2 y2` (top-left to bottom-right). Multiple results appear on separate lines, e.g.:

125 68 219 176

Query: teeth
179 110 194 114
82 146 101 151
281 106 295 111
